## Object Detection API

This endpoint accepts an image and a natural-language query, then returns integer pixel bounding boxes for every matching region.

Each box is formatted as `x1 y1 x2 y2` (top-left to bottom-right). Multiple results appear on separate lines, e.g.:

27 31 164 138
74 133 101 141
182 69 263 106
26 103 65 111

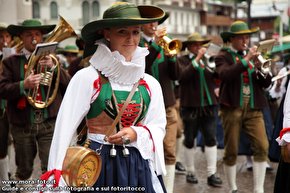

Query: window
82 1 90 25
32 1 40 18
50 1 58 19
92 1 100 18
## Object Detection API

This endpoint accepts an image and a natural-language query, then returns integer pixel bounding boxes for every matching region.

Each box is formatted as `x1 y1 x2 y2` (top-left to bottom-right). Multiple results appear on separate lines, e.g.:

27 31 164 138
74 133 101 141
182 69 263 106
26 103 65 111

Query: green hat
7 19 56 36
220 20 259 43
0 22 8 31
81 2 165 44
183 32 211 44
158 12 170 25
62 45 79 54
182 32 210 50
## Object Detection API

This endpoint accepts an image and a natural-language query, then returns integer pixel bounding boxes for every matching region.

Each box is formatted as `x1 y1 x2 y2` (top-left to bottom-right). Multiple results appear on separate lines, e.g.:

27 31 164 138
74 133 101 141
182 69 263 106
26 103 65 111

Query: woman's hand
107 127 137 145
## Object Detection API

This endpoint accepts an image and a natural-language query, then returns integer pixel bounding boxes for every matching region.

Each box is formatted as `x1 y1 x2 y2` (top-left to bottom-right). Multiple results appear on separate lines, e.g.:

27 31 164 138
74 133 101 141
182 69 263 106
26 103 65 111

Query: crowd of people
0 2 290 193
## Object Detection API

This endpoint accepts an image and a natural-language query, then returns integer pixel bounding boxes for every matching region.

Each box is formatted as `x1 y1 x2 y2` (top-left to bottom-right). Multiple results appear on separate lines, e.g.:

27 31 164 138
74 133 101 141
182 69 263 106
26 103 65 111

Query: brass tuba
25 15 77 109
157 36 182 56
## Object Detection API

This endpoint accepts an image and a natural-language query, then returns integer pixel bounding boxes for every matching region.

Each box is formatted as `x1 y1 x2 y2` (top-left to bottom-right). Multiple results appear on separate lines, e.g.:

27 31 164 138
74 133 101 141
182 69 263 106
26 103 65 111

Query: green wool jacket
214 48 272 109
139 37 180 108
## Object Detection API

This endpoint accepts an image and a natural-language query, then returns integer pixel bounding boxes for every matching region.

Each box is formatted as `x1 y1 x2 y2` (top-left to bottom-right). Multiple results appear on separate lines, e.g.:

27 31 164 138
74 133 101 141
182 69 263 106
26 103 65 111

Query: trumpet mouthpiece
32 39 37 45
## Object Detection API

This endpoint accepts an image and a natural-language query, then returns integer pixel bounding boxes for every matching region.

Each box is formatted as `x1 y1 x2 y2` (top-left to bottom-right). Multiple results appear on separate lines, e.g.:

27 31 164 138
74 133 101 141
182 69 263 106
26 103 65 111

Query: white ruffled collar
89 40 149 85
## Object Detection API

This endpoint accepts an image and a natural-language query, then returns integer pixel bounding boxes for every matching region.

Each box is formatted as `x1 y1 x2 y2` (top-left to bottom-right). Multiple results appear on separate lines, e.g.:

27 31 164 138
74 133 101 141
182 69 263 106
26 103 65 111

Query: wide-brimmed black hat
7 19 56 36
81 2 165 44
220 20 259 43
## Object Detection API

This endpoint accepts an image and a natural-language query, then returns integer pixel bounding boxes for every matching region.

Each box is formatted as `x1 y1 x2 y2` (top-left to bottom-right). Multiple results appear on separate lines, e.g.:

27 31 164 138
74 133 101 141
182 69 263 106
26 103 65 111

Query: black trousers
0 110 9 158
10 119 55 179
181 105 218 148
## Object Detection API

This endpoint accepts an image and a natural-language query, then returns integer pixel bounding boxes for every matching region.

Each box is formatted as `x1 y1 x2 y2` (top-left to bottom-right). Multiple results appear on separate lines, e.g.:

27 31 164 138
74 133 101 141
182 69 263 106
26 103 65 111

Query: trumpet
253 39 275 75
256 55 272 74
243 43 272 76
157 35 182 56
200 43 221 72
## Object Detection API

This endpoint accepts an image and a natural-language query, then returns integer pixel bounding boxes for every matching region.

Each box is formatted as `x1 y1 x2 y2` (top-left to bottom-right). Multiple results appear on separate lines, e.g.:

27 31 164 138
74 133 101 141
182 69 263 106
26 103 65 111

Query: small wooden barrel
281 146 290 163
62 146 102 187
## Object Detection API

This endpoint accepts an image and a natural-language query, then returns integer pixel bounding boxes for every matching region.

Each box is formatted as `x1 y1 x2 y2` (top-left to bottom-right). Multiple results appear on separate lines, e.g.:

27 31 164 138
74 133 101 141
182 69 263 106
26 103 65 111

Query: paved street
173 148 278 193
5 147 278 193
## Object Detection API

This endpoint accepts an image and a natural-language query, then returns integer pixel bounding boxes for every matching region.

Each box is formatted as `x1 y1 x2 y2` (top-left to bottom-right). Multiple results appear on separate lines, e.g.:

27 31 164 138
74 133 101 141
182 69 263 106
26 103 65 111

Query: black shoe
186 173 198 184
175 161 186 174
232 190 238 193
207 173 223 187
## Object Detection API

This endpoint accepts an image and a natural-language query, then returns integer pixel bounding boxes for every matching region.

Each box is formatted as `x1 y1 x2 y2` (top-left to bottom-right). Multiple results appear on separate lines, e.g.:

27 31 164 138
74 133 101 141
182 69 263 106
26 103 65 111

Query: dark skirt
274 158 290 193
269 96 286 162
74 141 164 193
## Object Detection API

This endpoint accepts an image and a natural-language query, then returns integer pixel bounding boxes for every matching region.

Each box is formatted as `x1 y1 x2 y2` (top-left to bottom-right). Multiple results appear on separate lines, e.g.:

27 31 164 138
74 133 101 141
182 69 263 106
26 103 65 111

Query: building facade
0 0 286 46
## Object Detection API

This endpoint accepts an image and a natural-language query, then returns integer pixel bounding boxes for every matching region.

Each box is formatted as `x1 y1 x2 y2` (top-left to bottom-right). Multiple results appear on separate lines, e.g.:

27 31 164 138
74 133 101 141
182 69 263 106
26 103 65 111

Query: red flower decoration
17 97 26 109
157 53 161 59
93 78 101 92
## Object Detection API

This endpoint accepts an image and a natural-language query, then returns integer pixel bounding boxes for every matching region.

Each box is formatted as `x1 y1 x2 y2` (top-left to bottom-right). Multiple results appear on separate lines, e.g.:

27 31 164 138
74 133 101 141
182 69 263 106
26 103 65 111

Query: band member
58 44 79 69
139 12 181 193
215 21 272 193
0 22 13 187
0 19 71 186
177 32 222 187
68 36 86 77
40 2 167 193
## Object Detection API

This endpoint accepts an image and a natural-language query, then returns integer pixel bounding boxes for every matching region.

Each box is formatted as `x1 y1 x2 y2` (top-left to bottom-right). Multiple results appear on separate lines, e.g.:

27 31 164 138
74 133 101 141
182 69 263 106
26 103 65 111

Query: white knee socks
184 147 196 174
163 164 175 193
224 164 237 191
253 161 266 193
205 145 217 177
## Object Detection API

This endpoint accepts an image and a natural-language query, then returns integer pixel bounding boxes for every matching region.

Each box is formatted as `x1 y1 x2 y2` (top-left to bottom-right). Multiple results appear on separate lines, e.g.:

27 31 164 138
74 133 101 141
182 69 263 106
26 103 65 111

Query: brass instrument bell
158 36 182 56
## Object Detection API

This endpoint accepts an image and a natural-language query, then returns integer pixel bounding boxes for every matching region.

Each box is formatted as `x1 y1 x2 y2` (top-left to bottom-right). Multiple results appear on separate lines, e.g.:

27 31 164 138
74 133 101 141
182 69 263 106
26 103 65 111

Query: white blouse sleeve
269 67 288 99
277 80 290 145
130 74 167 176
47 66 99 171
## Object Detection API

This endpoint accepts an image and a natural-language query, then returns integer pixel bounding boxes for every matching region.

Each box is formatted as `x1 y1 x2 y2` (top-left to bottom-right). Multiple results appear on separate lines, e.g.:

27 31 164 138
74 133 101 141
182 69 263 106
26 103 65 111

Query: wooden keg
62 146 102 187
